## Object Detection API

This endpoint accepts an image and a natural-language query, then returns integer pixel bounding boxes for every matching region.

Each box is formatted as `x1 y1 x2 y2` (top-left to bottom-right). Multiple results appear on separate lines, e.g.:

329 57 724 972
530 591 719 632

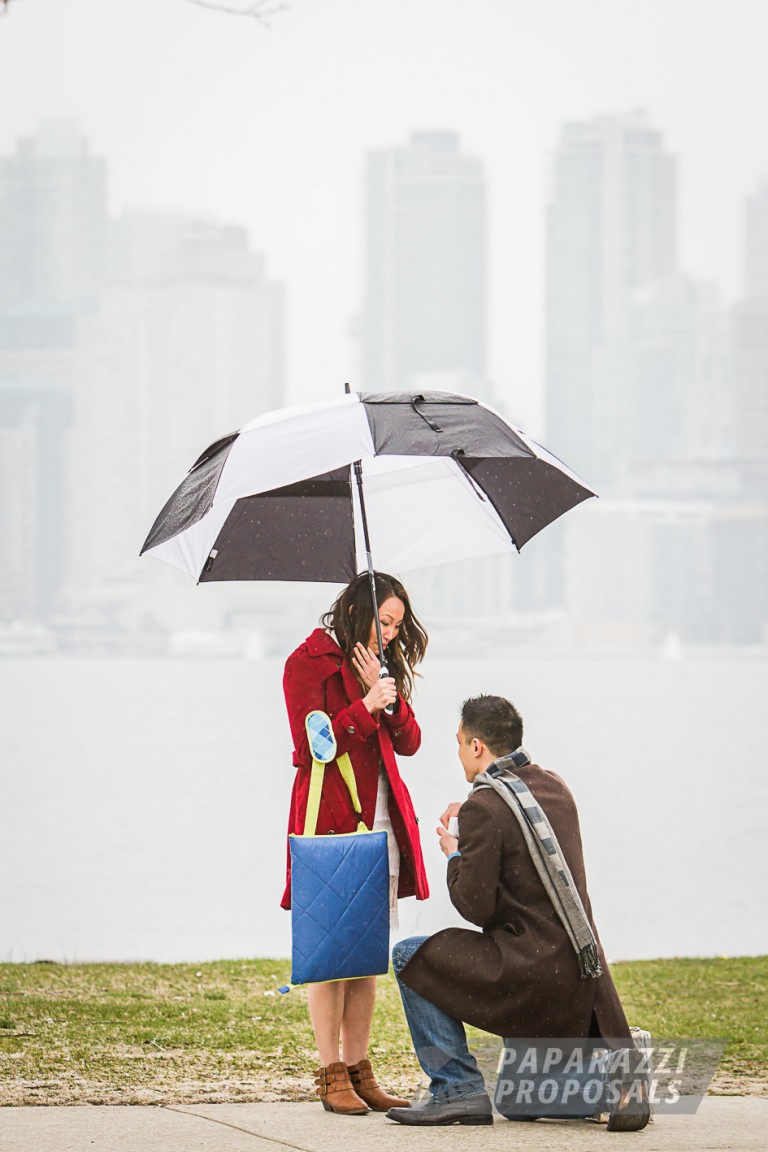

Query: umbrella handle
379 661 395 716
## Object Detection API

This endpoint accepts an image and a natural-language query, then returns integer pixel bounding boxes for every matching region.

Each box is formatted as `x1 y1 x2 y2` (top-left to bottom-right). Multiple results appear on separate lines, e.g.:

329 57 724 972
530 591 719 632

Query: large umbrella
140 388 595 659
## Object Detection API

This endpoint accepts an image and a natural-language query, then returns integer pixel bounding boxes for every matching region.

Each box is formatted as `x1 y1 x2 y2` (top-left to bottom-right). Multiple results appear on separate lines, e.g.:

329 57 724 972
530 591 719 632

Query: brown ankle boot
314 1062 369 1115
346 1058 411 1111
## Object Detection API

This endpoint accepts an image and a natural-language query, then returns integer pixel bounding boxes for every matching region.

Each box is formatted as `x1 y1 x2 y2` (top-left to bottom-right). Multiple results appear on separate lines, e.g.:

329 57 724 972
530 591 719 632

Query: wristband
447 851 462 862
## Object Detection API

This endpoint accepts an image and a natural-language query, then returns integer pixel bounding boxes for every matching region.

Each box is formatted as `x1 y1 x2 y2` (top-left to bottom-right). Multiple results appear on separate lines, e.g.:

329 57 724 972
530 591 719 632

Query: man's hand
438 802 462 830
436 825 459 857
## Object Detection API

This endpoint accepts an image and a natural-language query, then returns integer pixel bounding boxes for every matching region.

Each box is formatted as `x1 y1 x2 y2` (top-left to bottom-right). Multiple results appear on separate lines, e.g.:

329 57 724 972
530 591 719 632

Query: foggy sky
1 0 766 432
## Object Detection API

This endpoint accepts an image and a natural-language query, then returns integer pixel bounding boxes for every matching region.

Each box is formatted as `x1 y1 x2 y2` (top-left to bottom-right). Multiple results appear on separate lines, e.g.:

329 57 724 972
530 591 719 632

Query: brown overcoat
399 761 632 1041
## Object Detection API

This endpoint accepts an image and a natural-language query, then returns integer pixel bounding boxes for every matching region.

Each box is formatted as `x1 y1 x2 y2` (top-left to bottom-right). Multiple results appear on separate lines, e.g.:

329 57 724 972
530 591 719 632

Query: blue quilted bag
289 710 390 985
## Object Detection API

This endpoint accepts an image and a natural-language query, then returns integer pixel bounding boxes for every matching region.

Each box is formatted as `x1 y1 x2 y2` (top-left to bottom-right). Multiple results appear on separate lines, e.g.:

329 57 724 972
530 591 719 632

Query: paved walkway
1 1098 766 1152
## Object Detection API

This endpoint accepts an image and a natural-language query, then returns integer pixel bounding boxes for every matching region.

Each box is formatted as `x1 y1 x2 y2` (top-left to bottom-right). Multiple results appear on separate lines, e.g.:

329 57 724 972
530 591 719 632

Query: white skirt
372 768 400 932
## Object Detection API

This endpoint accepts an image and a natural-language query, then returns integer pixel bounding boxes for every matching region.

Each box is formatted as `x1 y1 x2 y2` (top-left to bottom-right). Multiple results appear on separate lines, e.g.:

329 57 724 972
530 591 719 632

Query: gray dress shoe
386 1094 493 1126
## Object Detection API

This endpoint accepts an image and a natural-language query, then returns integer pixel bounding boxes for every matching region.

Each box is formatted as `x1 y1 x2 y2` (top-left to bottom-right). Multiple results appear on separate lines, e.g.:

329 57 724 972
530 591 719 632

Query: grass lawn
0 956 766 1106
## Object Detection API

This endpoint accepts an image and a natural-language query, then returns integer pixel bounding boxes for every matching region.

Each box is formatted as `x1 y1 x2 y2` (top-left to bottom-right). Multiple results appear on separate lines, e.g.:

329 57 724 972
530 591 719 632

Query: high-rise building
0 120 106 312
545 113 677 485
733 181 768 471
69 219 285 613
627 277 732 470
0 121 104 620
745 179 768 304
0 327 73 619
732 303 768 467
361 131 487 397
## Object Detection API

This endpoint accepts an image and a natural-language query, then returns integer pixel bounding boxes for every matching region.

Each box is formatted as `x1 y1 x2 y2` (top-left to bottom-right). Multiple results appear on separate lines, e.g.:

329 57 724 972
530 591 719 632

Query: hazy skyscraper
0 120 106 311
361 131 487 396
732 306 768 466
628 277 732 468
69 219 285 606
745 179 768 304
733 181 768 470
0 121 104 619
545 113 677 485
0 333 73 619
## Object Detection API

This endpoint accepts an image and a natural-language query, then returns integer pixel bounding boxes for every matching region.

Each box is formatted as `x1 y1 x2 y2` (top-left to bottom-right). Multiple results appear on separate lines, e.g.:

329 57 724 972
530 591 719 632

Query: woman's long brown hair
322 572 428 702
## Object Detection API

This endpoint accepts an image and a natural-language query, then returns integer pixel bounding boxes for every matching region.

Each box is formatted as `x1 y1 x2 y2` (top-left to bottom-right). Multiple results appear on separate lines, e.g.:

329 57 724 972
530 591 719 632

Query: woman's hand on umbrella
362 677 397 714
352 642 382 691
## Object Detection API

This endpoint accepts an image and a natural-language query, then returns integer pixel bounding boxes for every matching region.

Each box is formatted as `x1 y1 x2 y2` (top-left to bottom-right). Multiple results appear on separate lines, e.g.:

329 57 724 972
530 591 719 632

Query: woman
282 571 429 1116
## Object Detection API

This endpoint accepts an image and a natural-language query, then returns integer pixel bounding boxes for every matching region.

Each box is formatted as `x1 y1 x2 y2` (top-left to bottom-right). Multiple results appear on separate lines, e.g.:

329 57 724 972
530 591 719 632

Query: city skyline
0 120 285 627
1 107 761 404
2 104 766 646
2 0 767 434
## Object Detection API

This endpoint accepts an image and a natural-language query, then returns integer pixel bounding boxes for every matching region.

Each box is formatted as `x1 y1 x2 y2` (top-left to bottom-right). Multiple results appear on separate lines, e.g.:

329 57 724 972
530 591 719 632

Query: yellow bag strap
303 751 368 838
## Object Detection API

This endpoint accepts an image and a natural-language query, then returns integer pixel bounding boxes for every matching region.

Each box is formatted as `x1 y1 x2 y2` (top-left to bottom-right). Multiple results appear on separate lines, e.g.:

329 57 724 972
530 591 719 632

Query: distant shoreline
1 640 768 661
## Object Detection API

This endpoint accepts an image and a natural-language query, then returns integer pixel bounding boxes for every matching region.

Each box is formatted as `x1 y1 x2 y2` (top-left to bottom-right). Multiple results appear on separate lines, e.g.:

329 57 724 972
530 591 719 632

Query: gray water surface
1 654 766 962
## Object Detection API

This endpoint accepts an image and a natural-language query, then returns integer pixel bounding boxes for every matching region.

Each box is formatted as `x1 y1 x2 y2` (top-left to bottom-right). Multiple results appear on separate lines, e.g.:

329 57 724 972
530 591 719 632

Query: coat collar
305 627 343 658
304 628 365 702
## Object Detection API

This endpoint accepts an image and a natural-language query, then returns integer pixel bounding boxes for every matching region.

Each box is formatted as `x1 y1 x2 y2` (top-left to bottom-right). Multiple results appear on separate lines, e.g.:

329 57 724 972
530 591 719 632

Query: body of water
2 651 766 963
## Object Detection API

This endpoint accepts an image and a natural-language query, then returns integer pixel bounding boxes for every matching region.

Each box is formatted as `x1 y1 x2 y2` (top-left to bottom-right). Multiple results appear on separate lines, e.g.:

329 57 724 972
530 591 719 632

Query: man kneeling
388 694 649 1131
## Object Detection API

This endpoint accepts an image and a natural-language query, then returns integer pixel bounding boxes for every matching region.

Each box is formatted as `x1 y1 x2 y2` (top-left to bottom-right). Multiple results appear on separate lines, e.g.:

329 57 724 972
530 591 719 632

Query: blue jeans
392 936 488 1102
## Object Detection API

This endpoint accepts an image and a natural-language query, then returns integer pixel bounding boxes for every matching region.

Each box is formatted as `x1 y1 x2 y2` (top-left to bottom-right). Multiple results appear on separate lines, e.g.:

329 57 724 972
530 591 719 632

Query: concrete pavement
1 1098 766 1152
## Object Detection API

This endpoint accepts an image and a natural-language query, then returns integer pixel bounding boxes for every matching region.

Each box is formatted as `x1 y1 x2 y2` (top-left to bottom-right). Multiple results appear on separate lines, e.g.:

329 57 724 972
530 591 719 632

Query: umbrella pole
353 459 386 661
353 459 394 712
345 390 383 654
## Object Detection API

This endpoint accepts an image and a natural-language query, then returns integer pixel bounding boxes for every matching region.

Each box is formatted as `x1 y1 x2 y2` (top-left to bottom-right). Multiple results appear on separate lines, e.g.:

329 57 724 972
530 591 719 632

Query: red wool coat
281 627 429 910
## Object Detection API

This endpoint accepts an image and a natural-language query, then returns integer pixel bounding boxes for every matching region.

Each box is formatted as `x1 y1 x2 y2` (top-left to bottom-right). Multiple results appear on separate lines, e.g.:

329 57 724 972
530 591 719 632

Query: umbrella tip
344 381 351 394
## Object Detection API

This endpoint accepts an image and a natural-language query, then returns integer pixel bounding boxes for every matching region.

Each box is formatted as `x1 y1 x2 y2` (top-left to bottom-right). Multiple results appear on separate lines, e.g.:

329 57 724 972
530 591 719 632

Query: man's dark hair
460 695 523 756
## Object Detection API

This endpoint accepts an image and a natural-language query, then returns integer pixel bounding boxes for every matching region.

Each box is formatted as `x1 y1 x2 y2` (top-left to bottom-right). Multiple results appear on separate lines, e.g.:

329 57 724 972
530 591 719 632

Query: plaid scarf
474 750 603 980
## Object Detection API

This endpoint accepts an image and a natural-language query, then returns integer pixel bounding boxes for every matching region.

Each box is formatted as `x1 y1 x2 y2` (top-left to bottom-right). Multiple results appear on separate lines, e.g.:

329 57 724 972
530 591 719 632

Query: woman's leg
308 981 371 1115
307 980 346 1066
340 976 377 1065
308 977 377 1066
342 975 411 1110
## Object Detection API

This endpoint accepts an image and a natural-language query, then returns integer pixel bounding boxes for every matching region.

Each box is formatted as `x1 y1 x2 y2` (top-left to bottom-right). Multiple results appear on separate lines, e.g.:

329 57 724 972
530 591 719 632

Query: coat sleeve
445 794 503 927
379 696 421 756
283 650 380 768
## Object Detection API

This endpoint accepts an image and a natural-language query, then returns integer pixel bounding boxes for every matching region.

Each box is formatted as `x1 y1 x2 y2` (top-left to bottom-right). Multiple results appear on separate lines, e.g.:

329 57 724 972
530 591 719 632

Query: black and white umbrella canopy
140 390 595 583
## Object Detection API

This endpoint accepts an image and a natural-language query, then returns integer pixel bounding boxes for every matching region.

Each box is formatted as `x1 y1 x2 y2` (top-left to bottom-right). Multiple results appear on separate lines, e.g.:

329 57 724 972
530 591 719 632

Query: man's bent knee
392 935 428 975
